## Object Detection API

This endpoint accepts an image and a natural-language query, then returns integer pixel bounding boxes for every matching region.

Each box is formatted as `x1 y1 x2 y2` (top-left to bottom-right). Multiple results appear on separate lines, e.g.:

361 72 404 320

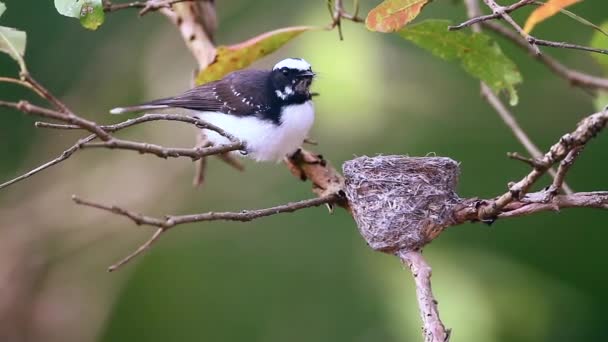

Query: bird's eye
282 69 289 75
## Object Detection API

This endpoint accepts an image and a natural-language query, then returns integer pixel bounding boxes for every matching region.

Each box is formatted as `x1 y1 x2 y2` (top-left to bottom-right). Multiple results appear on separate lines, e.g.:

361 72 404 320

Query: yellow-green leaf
523 0 581 34
366 0 432 33
399 20 522 105
54 0 105 31
590 21 608 73
196 26 317 85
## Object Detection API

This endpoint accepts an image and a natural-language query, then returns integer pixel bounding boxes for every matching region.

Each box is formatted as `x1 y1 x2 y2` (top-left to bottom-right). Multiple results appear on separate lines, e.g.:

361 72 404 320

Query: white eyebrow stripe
273 58 311 71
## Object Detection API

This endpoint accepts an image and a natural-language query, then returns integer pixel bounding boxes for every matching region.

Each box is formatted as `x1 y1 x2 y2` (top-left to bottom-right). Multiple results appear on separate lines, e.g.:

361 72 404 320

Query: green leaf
79 1 105 30
0 2 27 71
398 19 522 105
54 0 105 30
366 0 432 33
196 26 317 85
590 21 608 73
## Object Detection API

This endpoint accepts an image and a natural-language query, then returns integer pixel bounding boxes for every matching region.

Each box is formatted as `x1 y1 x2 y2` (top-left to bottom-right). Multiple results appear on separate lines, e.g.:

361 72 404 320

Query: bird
110 58 316 162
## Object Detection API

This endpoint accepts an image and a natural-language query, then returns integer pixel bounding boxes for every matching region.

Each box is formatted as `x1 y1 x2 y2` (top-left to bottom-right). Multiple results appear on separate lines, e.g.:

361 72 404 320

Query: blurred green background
1 1 607 341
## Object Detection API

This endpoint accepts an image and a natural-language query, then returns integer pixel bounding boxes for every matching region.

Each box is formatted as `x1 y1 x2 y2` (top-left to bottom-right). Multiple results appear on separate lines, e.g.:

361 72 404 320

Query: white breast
195 101 314 162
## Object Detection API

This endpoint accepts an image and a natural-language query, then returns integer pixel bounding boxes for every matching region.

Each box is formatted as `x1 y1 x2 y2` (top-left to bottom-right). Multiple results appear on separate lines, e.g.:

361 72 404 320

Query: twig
0 100 111 141
498 191 608 217
481 0 541 55
477 110 608 220
328 0 364 40
20 73 74 115
0 135 96 190
507 152 541 168
482 22 608 90
449 0 534 30
0 77 47 99
527 36 608 56
453 191 608 223
398 250 450 342
0 114 240 190
72 194 342 270
480 84 573 194
35 113 240 142
546 146 583 196
80 138 243 160
462 1 573 194
103 0 199 16
108 228 164 272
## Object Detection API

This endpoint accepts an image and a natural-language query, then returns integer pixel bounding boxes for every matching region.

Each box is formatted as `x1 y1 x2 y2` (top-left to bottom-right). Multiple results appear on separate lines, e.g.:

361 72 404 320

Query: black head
269 58 315 105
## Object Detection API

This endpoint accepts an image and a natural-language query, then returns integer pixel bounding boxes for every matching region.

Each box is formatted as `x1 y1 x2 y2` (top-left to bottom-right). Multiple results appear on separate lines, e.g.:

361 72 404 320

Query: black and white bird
110 58 316 162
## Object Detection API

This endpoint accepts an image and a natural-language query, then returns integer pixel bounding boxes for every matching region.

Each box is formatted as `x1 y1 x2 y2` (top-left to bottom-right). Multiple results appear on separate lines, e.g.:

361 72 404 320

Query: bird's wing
117 70 273 116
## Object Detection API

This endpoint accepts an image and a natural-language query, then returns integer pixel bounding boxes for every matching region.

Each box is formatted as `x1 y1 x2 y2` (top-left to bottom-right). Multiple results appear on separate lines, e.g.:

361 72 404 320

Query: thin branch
507 152 542 168
462 1 573 194
477 110 608 220
0 100 111 141
72 194 342 270
529 36 608 55
398 250 450 342
0 135 96 190
1 114 240 190
453 191 608 223
0 77 47 99
80 138 243 160
103 0 200 16
328 0 364 40
108 228 164 272
35 113 240 142
481 0 541 55
482 22 608 90
449 0 534 30
480 84 573 194
498 191 608 217
20 73 74 115
546 146 583 196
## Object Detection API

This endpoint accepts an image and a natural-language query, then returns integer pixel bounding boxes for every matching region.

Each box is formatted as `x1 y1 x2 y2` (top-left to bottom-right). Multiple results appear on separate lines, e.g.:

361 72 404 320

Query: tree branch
72 194 342 271
480 84 573 194
477 110 608 220
398 250 450 342
80 138 243 160
449 0 534 31
0 100 111 141
481 0 540 55
328 0 364 40
0 135 96 190
453 191 608 222
2 114 241 189
102 0 202 16
482 21 608 91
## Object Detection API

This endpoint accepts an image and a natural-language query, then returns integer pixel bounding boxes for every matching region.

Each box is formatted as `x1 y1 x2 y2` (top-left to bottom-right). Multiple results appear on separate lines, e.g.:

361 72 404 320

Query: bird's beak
297 70 316 78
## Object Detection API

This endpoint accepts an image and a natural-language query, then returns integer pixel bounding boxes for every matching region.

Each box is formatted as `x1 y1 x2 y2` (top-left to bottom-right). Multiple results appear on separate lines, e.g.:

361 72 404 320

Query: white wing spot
275 90 287 100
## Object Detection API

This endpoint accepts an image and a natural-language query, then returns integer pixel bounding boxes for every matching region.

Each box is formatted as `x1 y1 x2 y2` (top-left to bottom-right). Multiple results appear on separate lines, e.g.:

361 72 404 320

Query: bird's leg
193 131 212 187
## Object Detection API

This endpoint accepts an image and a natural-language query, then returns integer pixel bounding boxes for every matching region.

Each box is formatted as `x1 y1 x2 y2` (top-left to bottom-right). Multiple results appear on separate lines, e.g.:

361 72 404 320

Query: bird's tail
109 104 170 115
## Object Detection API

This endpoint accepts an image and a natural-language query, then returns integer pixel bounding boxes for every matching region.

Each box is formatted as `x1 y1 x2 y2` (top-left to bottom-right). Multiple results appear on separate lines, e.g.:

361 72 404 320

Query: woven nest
343 155 461 253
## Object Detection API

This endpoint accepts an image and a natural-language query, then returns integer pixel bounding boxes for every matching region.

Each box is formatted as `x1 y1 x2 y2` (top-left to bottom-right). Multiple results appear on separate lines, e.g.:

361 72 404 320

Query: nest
343 155 461 253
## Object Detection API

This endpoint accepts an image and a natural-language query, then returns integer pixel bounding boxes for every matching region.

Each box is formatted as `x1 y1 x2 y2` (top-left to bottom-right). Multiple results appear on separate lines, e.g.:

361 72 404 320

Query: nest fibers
343 155 461 253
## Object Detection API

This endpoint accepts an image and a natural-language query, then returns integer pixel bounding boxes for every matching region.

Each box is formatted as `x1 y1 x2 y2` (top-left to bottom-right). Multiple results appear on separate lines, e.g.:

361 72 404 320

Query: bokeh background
1 1 607 341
